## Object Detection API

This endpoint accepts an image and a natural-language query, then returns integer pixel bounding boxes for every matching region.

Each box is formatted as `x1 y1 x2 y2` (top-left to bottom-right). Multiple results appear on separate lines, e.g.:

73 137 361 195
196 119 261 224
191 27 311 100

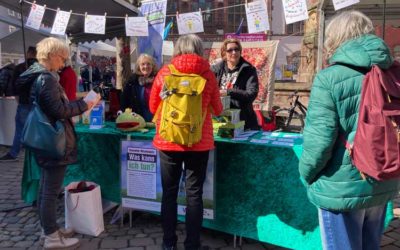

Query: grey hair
324 10 374 60
173 34 204 57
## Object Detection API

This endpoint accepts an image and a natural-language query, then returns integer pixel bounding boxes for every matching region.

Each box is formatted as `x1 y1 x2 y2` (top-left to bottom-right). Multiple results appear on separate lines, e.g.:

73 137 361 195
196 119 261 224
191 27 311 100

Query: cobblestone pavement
1 145 400 250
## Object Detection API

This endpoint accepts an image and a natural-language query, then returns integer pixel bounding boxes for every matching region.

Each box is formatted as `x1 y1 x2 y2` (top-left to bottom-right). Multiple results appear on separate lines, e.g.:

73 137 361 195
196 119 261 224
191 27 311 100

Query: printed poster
26 3 45 30
125 16 149 37
205 40 279 111
332 0 360 10
138 0 167 67
282 0 309 25
51 10 71 35
121 140 215 219
245 0 270 34
84 14 106 34
177 11 204 35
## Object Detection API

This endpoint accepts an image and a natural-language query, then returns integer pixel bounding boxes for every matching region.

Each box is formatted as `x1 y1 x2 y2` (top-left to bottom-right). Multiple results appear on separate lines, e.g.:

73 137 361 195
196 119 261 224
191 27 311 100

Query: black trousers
159 150 209 250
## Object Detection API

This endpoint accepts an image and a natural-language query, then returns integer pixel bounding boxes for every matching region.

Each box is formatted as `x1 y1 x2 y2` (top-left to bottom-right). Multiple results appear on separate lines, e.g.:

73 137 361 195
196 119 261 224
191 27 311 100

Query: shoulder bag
21 75 66 159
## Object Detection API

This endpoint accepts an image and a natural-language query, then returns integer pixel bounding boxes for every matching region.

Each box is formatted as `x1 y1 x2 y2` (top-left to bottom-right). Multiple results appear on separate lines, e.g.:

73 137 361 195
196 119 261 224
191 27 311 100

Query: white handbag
65 181 104 236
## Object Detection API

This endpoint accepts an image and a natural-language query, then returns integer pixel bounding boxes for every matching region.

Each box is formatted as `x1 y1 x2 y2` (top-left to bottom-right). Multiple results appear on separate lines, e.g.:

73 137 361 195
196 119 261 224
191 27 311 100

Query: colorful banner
138 0 167 67
204 40 279 111
120 140 215 219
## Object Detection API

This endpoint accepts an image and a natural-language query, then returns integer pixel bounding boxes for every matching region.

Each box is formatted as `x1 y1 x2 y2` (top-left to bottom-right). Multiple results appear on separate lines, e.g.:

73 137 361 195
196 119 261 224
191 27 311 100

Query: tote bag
21 76 66 159
65 181 104 236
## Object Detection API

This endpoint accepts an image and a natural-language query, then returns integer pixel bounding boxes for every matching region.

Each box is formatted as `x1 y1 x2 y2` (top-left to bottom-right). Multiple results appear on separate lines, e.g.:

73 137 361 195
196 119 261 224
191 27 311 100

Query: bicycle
274 90 307 132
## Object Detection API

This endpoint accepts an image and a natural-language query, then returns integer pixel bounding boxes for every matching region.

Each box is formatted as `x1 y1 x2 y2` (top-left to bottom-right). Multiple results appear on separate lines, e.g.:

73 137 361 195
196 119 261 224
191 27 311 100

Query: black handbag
21 75 66 159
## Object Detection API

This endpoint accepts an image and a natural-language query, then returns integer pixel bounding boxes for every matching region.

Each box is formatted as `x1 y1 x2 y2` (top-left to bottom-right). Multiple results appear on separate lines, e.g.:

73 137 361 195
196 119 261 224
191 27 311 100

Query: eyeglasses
226 48 240 53
56 54 67 63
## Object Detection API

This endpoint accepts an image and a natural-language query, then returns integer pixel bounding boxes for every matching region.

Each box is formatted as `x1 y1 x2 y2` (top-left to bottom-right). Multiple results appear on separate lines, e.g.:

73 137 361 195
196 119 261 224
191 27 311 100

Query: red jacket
149 54 223 151
59 66 77 101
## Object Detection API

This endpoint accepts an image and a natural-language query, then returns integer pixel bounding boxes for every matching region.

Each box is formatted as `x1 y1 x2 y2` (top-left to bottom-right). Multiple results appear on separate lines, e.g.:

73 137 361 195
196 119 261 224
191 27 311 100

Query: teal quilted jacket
299 34 400 211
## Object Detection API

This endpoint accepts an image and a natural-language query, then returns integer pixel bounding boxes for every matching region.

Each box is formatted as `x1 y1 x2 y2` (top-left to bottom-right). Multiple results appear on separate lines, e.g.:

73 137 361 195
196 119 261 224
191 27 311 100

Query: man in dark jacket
0 46 37 161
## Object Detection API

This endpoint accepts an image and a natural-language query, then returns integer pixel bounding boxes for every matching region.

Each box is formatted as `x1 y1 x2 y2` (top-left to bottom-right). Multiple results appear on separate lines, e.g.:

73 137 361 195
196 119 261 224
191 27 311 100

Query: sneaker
43 230 79 250
40 228 75 245
0 153 17 162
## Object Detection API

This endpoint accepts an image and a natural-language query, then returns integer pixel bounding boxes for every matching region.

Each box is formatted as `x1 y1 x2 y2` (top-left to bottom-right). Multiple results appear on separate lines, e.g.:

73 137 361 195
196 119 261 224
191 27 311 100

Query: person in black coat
121 54 158 122
211 38 260 130
30 37 99 249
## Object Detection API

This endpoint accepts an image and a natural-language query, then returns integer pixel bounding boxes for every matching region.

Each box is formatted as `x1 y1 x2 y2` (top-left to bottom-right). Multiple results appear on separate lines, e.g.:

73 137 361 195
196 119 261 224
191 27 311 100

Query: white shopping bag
65 181 104 236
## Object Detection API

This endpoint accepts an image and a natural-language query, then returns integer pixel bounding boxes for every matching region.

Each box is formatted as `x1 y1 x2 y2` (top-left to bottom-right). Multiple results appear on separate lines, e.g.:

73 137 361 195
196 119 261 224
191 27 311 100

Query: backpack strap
332 62 370 75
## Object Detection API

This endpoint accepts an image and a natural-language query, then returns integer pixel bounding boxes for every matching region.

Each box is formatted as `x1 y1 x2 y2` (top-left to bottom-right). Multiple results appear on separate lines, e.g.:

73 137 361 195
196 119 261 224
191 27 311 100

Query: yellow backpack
154 65 207 147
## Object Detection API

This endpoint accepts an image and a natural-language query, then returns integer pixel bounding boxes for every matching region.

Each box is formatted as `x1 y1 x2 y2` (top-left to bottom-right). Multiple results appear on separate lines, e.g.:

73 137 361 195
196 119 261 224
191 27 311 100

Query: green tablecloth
21 122 393 250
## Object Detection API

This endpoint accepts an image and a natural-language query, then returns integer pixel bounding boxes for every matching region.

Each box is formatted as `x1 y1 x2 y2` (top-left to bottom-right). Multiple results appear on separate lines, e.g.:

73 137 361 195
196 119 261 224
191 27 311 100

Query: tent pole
382 0 386 40
19 0 27 67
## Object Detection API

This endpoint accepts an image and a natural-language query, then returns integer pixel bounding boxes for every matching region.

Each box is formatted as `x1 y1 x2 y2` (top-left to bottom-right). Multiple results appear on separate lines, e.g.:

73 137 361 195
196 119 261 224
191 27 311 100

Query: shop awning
0 0 139 43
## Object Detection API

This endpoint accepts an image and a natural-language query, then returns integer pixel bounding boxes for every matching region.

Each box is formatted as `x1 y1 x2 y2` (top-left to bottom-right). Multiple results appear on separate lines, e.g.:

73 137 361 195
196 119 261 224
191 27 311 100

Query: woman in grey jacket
31 37 98 249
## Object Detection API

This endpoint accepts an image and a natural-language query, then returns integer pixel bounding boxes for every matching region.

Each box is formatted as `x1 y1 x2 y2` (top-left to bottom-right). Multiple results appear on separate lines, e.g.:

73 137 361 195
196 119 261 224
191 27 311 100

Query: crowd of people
0 9 399 250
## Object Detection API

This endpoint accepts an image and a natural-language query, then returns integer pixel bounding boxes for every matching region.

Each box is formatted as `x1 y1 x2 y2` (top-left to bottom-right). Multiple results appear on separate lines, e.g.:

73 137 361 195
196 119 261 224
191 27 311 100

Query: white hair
324 10 374 60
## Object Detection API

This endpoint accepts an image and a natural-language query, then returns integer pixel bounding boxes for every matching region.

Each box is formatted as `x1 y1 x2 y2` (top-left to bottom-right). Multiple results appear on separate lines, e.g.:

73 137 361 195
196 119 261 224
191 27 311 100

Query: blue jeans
37 164 67 235
9 104 31 158
159 150 209 250
318 204 387 250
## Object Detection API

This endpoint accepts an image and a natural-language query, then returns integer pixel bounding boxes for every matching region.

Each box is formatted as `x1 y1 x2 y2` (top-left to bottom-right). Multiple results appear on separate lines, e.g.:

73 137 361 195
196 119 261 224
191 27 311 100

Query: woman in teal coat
299 10 400 250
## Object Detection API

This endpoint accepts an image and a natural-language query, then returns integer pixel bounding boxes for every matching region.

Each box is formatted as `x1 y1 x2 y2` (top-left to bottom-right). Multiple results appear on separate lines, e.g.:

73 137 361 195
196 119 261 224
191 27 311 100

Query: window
286 21 304 35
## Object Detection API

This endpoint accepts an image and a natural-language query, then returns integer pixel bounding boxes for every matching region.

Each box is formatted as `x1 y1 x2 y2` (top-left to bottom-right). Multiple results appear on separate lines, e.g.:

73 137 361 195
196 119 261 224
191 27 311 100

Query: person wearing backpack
0 61 16 96
299 10 400 250
149 34 223 250
0 47 37 161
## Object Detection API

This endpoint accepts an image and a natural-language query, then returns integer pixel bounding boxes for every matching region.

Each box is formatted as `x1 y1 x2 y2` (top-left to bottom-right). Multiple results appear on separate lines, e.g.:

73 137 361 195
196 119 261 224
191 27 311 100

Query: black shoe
0 153 17 162
162 243 177 250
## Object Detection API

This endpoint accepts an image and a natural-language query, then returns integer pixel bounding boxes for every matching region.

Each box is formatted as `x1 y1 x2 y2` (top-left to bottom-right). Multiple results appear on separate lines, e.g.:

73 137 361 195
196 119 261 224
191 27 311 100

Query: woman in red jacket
149 34 223 250
59 60 77 101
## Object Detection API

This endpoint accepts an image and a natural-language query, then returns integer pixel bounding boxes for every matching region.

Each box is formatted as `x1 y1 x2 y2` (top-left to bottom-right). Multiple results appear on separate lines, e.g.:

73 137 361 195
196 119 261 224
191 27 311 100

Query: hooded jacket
149 54 223 152
211 57 259 130
26 63 87 167
299 34 400 211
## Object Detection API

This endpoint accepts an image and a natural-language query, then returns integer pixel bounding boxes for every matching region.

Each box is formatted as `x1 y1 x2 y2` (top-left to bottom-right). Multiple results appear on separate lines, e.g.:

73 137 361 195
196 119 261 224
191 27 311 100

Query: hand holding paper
83 90 101 112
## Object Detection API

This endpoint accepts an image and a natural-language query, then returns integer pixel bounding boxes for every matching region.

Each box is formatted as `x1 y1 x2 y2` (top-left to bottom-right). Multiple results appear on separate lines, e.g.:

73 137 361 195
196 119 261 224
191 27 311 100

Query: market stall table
21 122 392 250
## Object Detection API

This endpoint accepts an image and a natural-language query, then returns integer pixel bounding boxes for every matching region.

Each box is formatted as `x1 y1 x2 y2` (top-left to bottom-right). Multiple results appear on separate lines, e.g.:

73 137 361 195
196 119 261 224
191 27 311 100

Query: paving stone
129 238 155 246
101 239 129 248
120 247 144 250
76 238 99 250
14 240 35 247
0 240 14 247
10 235 25 241
381 235 397 247
241 243 268 250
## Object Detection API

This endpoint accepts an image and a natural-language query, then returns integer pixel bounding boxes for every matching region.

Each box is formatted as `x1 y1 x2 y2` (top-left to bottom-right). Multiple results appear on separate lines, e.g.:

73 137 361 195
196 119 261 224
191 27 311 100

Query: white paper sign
125 16 149 37
51 10 71 35
177 11 204 35
162 41 174 56
282 0 309 25
245 0 270 33
84 15 106 34
332 0 360 10
25 3 45 30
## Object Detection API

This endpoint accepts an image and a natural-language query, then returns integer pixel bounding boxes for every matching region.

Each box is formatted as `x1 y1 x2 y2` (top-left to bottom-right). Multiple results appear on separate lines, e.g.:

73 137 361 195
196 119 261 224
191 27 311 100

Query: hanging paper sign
26 3 45 30
125 16 149 37
245 0 270 34
177 11 204 35
332 0 360 10
162 41 174 56
51 10 71 35
282 0 309 25
84 14 106 34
